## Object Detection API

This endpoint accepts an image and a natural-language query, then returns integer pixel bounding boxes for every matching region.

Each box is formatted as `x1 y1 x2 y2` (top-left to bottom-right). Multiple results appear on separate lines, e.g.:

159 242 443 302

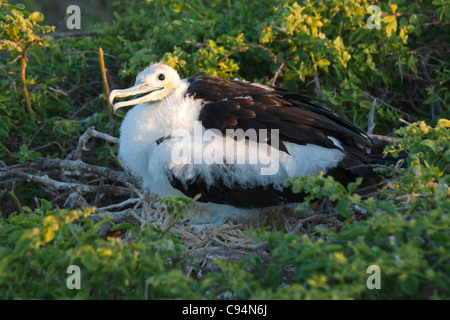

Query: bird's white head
109 62 181 111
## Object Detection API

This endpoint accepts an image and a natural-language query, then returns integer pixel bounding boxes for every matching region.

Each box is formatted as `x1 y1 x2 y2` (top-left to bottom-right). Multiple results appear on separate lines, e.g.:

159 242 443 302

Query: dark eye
158 74 165 81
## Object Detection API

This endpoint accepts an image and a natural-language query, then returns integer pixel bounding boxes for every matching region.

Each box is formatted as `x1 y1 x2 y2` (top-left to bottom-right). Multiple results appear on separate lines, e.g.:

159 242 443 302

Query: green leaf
336 198 351 218
377 201 398 214
347 177 363 194
39 199 52 211
110 223 133 231
408 55 418 74
420 139 438 153
317 59 330 69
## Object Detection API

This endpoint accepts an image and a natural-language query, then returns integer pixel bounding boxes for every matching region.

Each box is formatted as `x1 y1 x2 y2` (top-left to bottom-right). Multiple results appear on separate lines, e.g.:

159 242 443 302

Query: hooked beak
109 84 163 112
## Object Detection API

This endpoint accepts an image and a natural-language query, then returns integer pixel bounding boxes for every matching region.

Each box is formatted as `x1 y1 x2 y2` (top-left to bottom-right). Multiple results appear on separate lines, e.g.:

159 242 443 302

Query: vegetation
0 0 449 299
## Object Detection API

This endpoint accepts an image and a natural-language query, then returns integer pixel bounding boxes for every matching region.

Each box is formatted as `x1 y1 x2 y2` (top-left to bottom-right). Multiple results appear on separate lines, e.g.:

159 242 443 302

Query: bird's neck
118 79 202 182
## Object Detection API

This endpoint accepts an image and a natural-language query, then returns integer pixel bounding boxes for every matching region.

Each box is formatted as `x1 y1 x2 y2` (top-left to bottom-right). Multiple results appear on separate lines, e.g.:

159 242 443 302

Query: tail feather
326 152 408 187
368 153 408 167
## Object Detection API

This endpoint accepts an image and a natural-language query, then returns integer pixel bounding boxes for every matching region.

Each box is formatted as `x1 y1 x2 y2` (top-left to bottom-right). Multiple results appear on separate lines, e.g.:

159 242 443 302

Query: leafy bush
0 205 199 299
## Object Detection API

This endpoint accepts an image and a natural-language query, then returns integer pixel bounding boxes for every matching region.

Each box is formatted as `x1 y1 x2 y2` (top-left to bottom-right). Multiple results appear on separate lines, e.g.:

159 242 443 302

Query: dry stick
98 47 114 135
1 169 131 195
72 126 119 160
296 213 338 225
368 134 399 144
367 98 376 135
272 61 285 86
36 157 138 187
97 198 141 212
27 116 64 147
69 96 101 120
89 210 140 223
360 91 417 121
313 72 323 97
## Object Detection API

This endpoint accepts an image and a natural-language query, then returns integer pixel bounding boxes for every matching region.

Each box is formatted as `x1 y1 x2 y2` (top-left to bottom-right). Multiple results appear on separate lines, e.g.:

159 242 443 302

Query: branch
367 98 376 135
360 91 417 121
1 169 131 195
368 134 399 144
36 157 140 187
97 198 140 212
72 126 119 160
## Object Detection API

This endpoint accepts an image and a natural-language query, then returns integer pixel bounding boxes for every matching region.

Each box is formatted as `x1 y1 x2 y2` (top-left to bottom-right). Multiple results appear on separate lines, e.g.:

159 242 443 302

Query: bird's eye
158 74 165 81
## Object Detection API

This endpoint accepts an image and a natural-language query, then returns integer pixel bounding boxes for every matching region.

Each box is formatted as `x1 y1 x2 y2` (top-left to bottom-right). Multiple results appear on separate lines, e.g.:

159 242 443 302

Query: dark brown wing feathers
187 75 371 152
166 75 377 207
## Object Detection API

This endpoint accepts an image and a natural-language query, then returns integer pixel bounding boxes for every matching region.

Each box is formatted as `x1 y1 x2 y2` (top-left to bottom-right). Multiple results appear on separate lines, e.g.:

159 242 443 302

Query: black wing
187 75 371 154
164 76 377 207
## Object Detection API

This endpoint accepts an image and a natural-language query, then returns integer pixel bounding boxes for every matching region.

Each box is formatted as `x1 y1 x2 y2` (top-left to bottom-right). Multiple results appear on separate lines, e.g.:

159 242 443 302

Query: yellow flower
43 215 58 229
418 121 430 134
99 249 113 257
308 279 317 287
334 252 347 264
437 118 450 128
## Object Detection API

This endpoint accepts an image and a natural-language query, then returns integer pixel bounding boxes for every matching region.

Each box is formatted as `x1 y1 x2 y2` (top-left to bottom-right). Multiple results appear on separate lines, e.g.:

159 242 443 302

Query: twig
42 31 98 38
68 96 101 119
367 98 376 135
36 157 138 187
271 61 285 87
313 72 323 97
89 209 140 223
360 91 417 121
67 81 103 95
32 141 67 157
368 134 399 144
99 48 114 134
27 116 64 147
1 169 131 195
184 40 204 48
296 213 338 225
97 198 140 212
399 118 412 126
68 223 81 245
394 194 434 201
72 126 119 160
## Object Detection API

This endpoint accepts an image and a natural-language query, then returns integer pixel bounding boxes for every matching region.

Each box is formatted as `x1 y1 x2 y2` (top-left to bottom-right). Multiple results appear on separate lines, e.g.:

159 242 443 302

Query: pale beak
109 84 163 112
